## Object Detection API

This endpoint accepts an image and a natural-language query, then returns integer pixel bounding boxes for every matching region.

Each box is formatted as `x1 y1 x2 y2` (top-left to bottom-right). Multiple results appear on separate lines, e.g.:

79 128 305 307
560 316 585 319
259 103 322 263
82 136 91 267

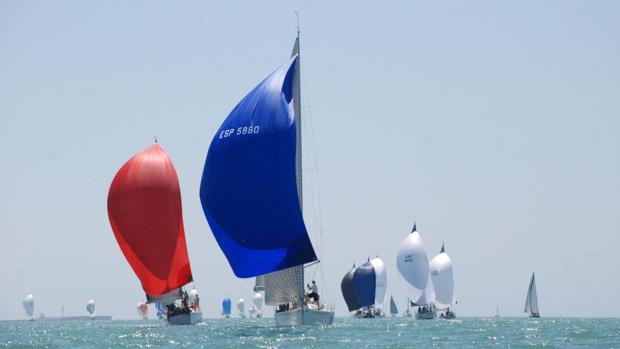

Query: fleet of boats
18 31 543 325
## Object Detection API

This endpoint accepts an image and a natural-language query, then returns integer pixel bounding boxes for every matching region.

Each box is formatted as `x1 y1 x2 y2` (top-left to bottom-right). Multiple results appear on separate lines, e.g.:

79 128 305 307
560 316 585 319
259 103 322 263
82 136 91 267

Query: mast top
294 11 300 38
411 222 417 233
440 242 445 253
153 136 158 144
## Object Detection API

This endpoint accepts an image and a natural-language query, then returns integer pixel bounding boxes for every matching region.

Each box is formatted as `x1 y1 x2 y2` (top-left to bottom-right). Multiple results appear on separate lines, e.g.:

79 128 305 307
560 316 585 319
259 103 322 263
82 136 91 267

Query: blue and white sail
200 54 317 279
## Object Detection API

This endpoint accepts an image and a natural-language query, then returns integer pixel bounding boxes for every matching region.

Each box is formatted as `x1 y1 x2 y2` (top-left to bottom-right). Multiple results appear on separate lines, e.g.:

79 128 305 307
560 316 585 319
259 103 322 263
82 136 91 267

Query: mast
291 14 304 307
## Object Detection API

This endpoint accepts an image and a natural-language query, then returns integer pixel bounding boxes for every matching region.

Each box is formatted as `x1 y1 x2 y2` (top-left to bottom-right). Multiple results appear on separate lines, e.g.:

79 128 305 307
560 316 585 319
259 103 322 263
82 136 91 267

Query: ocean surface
1 317 619 348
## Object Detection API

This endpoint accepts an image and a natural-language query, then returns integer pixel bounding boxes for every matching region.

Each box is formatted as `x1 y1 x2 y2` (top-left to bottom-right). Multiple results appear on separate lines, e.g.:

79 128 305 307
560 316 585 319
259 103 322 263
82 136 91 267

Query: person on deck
306 280 320 303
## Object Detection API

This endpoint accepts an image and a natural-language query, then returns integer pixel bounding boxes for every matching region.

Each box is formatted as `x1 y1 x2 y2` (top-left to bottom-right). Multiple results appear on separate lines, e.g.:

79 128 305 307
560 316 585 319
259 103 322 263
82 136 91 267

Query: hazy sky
1 0 618 320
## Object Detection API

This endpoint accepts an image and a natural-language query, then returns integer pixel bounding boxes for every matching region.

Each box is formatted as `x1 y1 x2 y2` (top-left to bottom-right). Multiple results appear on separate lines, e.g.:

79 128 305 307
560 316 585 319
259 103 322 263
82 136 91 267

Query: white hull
167 311 202 325
274 308 334 326
440 310 456 319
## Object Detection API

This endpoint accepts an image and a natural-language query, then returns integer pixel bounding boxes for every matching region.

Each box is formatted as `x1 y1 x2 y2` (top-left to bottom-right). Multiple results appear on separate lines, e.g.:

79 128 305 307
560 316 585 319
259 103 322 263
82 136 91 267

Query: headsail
524 272 539 314
341 265 361 311
389 295 399 315
107 144 193 299
396 227 435 305
199 54 317 278
429 244 455 310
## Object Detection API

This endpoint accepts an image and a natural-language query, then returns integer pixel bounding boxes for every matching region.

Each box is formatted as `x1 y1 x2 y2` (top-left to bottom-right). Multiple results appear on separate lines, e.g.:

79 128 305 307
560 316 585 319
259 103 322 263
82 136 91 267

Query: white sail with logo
396 224 435 305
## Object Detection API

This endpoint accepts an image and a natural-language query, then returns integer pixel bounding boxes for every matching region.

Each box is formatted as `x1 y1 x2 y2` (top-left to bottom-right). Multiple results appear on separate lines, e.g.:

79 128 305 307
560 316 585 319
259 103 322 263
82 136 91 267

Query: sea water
1 317 619 348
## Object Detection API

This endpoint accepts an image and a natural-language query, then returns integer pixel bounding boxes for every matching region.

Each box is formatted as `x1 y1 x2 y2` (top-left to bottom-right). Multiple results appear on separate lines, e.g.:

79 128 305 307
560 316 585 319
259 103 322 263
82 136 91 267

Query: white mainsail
524 272 539 315
429 244 455 310
369 257 388 308
396 226 436 305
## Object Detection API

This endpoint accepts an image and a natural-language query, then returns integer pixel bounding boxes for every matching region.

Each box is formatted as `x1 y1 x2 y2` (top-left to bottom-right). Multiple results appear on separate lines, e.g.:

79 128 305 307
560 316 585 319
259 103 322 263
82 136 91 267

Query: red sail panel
107 144 193 296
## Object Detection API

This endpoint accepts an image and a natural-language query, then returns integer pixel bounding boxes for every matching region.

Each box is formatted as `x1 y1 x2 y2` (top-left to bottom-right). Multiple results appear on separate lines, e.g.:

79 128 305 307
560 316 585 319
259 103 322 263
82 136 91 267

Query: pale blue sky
1 0 619 320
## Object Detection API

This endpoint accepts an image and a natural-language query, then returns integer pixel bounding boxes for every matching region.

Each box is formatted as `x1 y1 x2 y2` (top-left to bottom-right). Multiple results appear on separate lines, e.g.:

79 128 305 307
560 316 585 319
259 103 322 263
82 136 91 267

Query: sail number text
219 126 260 139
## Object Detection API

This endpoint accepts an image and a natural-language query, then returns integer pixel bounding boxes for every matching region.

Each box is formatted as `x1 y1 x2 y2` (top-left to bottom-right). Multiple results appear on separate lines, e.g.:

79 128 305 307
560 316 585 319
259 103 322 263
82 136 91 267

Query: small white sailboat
396 223 436 320
237 298 246 318
22 294 34 321
136 301 148 320
199 29 334 326
252 292 264 318
524 272 540 318
429 243 456 319
86 300 95 319
495 304 500 318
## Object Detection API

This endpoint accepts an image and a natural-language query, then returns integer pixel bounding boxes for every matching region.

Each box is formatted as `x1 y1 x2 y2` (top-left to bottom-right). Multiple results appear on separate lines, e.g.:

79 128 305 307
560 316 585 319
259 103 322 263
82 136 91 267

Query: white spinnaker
429 252 455 309
264 266 303 306
370 257 388 307
237 298 245 314
86 300 96 317
136 301 148 319
253 292 264 311
396 231 435 305
22 294 34 318
524 273 539 314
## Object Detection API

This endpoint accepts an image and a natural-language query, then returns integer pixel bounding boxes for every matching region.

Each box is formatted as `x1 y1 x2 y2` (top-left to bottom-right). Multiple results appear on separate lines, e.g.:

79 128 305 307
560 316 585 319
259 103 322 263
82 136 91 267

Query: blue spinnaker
222 297 232 316
353 262 376 308
200 55 317 278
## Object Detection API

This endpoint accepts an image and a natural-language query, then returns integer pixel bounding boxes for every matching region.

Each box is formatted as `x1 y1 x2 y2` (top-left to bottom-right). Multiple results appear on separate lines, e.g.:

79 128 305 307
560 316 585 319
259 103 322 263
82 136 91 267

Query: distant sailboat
396 223 436 319
341 259 387 318
429 243 456 319
495 304 500 318
199 33 334 326
86 300 95 319
108 144 202 325
155 303 165 319
524 272 540 318
252 292 264 318
389 296 399 317
137 301 148 320
222 297 232 318
237 299 246 318
22 294 34 321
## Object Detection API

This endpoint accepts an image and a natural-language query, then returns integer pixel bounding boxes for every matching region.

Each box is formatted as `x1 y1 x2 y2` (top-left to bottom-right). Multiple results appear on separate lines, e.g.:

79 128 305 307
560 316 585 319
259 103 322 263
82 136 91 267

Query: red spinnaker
107 144 193 297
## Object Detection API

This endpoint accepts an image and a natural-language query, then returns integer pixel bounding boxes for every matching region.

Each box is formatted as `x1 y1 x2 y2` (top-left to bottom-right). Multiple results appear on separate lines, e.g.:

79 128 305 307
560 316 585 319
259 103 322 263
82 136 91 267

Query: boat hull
274 308 334 326
440 310 456 319
415 309 437 320
167 311 202 325
528 313 540 318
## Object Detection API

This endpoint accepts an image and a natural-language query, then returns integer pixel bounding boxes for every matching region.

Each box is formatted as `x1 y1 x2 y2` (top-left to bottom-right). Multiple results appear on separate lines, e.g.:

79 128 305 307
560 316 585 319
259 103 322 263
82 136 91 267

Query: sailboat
369 257 388 317
86 300 95 319
389 296 399 317
429 243 456 319
495 304 500 318
155 302 165 319
524 272 540 318
341 259 387 318
108 144 202 325
136 301 148 320
237 298 246 318
396 223 437 319
252 292 264 318
199 33 334 326
222 296 232 318
22 294 34 321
